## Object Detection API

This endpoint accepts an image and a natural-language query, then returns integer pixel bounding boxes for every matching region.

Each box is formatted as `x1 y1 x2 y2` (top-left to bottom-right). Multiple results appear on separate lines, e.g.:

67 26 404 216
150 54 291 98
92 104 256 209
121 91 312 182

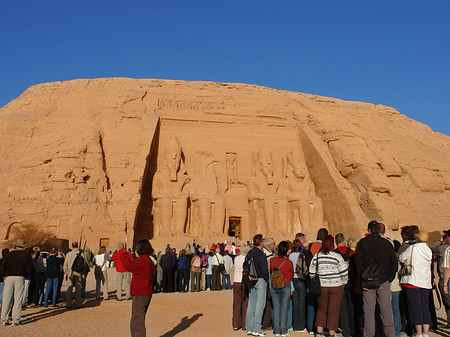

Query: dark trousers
34 273 46 305
233 282 249 329
292 278 307 331
439 277 450 323
212 266 221 291
131 295 151 337
162 269 175 293
262 283 272 329
404 287 431 326
316 285 345 331
178 269 189 292
339 286 355 337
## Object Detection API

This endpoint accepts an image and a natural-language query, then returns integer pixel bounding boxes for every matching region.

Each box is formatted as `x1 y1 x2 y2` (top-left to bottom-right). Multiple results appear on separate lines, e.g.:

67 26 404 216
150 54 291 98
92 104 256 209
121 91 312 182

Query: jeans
270 285 291 335
245 278 267 334
206 274 212 290
392 291 401 337
222 273 231 290
306 279 317 333
44 278 59 307
1 276 25 324
34 273 46 305
292 278 306 331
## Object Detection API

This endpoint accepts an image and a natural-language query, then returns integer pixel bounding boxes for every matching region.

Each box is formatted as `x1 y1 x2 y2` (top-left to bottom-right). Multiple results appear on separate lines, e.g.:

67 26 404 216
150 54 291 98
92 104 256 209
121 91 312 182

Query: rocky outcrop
1 78 449 248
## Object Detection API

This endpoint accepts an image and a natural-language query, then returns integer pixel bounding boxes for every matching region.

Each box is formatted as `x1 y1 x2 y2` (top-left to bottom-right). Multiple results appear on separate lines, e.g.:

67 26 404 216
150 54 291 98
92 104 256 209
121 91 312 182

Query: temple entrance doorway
228 217 241 239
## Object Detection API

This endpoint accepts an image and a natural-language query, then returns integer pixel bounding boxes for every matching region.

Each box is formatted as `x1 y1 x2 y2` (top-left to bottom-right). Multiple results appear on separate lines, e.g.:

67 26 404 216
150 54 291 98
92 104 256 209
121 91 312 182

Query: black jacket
355 233 398 284
245 247 269 282
0 249 33 279
159 252 177 270
46 255 64 278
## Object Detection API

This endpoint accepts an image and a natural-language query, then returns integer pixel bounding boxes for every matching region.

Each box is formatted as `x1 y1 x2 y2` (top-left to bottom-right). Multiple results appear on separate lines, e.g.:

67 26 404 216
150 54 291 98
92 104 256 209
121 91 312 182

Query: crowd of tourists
1 219 450 337
231 222 450 337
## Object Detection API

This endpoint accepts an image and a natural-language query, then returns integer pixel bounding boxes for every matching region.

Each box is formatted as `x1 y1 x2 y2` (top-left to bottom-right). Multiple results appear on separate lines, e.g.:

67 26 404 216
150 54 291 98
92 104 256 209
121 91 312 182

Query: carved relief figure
226 152 239 189
151 138 189 236
283 151 323 234
248 151 288 234
189 151 225 236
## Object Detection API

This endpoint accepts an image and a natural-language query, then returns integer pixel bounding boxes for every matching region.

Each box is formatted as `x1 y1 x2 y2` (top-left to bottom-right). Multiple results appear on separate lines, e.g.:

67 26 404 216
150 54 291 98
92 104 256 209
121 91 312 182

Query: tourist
333 233 356 337
190 252 202 292
262 237 275 330
93 246 110 300
306 227 328 334
232 243 250 331
0 238 32 326
44 248 64 307
290 237 307 332
0 248 9 314
63 241 84 309
111 243 132 301
433 229 450 327
206 252 213 290
121 239 156 337
270 240 295 337
33 249 47 306
245 234 269 337
211 248 224 291
159 247 176 293
399 230 432 337
309 235 348 337
355 221 397 337
222 250 233 290
200 247 208 291
177 249 189 292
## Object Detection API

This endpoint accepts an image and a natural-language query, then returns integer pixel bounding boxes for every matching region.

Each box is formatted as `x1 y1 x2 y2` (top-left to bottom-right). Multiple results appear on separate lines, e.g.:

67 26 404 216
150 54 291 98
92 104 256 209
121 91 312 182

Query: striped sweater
309 251 348 287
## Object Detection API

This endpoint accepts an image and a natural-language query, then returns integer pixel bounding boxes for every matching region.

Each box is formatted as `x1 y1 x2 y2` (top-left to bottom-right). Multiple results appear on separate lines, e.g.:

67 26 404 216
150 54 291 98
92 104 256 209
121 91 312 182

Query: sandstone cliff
1 78 449 248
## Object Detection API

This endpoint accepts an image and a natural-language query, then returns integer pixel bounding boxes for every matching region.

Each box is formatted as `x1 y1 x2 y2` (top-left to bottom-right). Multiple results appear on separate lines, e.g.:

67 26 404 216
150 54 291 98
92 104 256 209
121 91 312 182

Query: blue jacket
245 247 269 282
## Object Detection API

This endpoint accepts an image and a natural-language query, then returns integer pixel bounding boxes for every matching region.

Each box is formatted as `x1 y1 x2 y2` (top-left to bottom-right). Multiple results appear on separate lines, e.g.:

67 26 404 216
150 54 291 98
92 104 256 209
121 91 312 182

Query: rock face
1 78 450 249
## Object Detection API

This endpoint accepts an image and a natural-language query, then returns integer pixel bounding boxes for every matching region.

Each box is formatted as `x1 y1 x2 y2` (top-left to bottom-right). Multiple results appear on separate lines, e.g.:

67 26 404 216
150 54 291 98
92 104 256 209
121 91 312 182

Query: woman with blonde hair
94 246 109 300
399 230 432 337
232 243 250 331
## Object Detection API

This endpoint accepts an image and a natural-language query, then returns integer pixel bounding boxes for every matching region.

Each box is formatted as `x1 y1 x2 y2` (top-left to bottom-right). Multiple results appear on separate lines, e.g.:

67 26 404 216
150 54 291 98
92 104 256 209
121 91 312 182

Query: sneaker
11 322 19 326
253 332 267 336
275 334 281 337
294 329 306 333
2 321 10 326
247 332 253 336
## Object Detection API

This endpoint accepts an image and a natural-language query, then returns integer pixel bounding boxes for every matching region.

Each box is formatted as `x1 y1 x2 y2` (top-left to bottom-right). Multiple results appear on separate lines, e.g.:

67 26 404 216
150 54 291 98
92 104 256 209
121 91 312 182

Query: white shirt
94 254 108 272
398 242 432 289
233 255 245 283
223 255 234 274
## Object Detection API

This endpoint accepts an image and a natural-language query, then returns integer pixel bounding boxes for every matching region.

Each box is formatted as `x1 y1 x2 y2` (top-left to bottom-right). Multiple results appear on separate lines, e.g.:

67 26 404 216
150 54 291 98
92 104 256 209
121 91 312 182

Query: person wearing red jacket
121 239 156 337
112 243 132 301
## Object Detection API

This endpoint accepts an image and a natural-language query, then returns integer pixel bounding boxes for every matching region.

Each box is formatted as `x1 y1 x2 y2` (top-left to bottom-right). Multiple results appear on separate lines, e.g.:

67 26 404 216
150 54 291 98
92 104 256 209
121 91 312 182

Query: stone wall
1 78 450 250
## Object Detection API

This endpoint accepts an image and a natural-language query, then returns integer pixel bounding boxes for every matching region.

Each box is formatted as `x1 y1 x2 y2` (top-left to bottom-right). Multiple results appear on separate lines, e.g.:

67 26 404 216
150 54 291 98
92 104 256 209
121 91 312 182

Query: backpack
201 254 208 267
296 243 313 279
193 256 201 268
271 258 288 289
72 252 87 274
177 256 187 270
242 257 259 289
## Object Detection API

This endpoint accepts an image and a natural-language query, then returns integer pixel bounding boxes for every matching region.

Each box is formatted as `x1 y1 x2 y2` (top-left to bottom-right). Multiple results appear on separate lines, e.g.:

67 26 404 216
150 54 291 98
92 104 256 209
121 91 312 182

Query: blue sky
1 1 449 134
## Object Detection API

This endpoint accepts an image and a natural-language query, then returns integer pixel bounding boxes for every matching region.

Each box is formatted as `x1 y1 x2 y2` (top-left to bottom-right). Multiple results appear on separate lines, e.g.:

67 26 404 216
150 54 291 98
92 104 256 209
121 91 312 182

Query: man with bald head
112 243 132 301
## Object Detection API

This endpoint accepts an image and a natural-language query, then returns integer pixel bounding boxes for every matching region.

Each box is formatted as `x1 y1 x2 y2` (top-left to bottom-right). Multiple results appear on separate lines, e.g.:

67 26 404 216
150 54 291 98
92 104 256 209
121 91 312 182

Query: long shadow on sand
159 313 203 337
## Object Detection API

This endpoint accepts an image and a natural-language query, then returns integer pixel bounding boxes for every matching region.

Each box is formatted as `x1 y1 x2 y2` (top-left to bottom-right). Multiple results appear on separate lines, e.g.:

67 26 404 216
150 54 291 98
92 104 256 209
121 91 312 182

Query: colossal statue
189 151 225 236
151 138 189 236
248 151 288 235
282 151 323 234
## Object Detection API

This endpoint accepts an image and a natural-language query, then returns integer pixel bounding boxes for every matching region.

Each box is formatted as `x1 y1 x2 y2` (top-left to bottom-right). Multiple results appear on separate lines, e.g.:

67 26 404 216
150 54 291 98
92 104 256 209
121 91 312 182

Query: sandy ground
3 269 450 337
